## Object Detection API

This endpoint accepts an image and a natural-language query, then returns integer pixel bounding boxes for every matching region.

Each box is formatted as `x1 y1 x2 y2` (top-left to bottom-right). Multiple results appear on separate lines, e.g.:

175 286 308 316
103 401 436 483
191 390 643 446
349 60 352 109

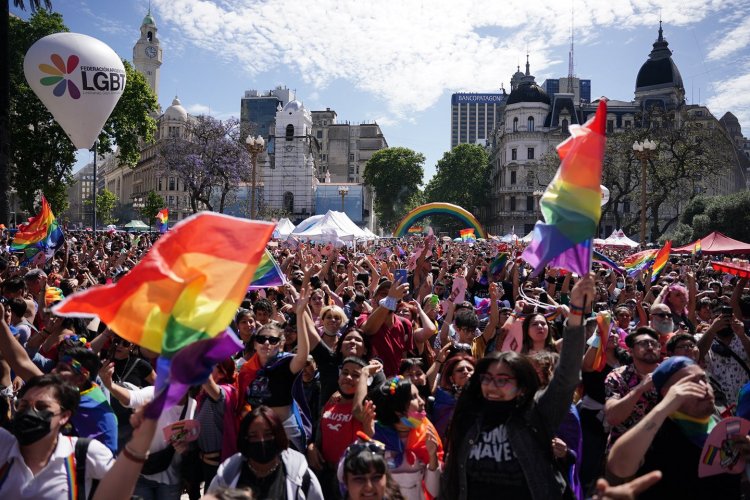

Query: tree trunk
0 1 11 225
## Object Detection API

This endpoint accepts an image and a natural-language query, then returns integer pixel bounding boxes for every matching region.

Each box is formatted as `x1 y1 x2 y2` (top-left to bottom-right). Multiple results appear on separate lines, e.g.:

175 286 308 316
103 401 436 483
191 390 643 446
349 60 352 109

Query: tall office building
450 92 508 148
240 86 295 139
541 77 591 105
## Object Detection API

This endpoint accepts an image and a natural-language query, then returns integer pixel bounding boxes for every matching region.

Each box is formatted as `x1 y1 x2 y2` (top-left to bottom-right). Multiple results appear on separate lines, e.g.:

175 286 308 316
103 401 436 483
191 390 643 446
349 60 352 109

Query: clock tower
133 9 162 104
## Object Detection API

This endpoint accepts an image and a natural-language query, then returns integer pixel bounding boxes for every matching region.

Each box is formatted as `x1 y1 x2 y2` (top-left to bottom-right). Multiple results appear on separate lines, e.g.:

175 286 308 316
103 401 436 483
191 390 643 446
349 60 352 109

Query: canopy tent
273 218 296 239
123 220 149 232
499 232 519 243
292 214 325 235
601 229 639 249
292 210 369 242
672 231 750 255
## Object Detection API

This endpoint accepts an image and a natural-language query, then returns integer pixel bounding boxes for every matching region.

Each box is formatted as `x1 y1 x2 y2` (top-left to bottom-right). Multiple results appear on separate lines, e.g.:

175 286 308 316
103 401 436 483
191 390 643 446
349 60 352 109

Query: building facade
450 92 507 148
240 87 295 139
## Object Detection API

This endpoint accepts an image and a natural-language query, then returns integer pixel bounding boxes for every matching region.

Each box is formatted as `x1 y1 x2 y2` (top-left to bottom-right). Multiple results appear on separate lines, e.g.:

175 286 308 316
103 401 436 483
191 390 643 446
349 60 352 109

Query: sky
11 0 750 183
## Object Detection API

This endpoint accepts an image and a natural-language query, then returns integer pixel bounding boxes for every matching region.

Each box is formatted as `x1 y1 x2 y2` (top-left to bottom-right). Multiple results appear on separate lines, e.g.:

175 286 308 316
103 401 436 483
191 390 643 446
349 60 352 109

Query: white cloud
706 69 750 132
707 16 750 61
152 0 728 119
186 103 211 115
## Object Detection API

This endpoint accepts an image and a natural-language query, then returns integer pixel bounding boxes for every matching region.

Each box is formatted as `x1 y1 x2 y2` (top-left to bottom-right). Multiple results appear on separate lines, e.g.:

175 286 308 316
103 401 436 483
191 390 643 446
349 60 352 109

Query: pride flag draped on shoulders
11 195 64 262
522 99 608 275
53 212 274 415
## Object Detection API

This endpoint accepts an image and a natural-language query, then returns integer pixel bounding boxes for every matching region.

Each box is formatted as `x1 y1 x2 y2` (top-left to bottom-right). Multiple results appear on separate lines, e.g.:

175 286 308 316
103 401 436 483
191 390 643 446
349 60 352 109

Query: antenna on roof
567 1 575 93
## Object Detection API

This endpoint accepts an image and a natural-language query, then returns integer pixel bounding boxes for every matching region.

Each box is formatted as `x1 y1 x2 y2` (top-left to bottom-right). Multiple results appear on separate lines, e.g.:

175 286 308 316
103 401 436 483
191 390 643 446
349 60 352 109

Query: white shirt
0 428 113 498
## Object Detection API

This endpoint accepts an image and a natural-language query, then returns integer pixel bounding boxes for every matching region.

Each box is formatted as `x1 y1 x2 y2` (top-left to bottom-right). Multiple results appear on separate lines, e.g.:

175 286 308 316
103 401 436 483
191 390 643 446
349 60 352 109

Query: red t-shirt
358 313 414 377
320 395 363 465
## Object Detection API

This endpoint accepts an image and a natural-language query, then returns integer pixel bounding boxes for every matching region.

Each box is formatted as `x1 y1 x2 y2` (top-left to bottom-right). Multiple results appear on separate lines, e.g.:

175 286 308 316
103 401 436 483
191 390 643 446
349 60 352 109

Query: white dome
283 100 304 113
164 96 188 121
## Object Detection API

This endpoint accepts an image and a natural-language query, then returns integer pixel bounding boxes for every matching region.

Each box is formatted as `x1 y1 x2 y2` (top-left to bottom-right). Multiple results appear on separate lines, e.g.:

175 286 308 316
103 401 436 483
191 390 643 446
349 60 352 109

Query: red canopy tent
672 231 750 255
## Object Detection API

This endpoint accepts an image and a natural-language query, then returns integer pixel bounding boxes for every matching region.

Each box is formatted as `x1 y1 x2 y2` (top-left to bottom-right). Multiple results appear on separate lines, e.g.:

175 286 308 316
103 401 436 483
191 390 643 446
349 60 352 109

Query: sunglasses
115 339 132 348
345 438 385 459
254 334 281 345
652 312 673 319
480 373 516 387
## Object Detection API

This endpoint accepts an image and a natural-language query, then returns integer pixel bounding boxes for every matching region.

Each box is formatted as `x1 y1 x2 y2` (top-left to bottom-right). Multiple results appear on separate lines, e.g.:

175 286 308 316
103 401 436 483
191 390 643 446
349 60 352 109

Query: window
527 148 534 160
510 196 516 211
624 120 632 129
513 117 518 132
607 120 614 133
527 116 534 131
168 195 174 207
283 192 294 213
286 124 294 140
158 178 163 191
511 148 517 161
561 119 569 134
623 200 630 213
510 171 516 185
349 153 355 161
169 177 175 191
526 196 534 211
316 130 322 139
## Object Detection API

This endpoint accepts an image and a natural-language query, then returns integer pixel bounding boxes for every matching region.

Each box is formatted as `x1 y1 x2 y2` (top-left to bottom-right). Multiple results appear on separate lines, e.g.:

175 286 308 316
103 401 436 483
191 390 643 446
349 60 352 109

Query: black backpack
74 438 99 500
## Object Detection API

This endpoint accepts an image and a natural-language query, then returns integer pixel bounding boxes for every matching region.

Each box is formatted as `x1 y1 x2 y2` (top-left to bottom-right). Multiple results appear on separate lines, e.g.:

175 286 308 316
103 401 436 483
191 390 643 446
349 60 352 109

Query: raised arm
362 281 408 336
0 304 42 381
290 285 313 374
732 277 748 322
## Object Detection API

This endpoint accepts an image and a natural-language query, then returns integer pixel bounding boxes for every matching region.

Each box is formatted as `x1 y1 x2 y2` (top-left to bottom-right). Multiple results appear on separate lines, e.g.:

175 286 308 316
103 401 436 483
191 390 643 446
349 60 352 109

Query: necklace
247 459 280 478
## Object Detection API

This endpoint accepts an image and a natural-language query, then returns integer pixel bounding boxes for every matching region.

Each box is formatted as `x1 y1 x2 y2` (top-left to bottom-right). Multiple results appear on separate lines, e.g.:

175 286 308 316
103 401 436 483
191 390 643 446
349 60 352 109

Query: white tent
292 211 369 242
499 232 519 243
292 214 325 235
273 218 296 239
602 229 639 248
361 227 379 240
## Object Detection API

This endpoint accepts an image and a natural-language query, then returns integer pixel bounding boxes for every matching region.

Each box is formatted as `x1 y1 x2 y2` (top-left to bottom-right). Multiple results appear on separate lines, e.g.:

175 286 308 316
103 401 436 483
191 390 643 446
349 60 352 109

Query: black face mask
11 407 54 446
240 439 279 464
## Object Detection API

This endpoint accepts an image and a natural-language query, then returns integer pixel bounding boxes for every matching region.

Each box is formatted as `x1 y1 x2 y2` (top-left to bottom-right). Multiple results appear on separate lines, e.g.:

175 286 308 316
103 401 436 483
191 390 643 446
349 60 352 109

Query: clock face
145 46 157 58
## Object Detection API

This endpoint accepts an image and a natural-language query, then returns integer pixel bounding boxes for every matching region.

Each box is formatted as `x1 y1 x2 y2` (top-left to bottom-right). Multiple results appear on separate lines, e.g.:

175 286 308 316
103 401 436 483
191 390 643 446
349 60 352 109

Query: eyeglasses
652 312 673 319
254 335 281 345
479 373 516 387
634 339 660 349
115 339 132 348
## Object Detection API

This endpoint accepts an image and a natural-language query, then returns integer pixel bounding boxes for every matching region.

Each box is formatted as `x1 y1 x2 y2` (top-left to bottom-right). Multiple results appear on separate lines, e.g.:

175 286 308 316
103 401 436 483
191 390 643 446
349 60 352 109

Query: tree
140 190 164 227
1 0 52 225
363 147 424 232
676 190 750 242
425 143 490 214
7 10 158 216
87 188 117 226
160 116 247 214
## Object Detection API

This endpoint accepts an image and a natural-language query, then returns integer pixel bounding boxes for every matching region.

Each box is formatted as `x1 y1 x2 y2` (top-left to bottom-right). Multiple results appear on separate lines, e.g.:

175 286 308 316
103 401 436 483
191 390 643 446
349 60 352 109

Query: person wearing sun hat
607 356 743 499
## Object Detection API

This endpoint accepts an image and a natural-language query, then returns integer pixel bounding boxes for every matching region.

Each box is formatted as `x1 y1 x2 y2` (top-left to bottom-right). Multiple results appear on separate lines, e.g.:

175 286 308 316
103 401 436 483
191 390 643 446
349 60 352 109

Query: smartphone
394 269 408 284
721 306 733 316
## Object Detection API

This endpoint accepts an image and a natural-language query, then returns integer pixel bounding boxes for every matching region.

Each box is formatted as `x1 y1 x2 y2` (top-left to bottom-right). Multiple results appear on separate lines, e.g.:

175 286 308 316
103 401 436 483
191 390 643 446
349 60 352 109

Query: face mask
240 439 279 464
10 407 54 446
400 410 426 429
653 320 674 335
616 282 625 289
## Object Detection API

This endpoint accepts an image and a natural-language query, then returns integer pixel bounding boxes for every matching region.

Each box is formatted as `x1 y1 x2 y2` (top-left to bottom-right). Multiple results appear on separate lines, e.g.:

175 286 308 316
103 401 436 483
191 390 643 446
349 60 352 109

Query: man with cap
607 356 743 499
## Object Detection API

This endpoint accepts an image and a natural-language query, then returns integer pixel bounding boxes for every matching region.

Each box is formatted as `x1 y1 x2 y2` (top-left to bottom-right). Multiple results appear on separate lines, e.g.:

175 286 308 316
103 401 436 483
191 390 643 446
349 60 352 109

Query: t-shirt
319 395 363 465
69 384 118 454
362 314 414 377
604 364 659 447
197 387 226 453
466 422 531 499
246 355 297 408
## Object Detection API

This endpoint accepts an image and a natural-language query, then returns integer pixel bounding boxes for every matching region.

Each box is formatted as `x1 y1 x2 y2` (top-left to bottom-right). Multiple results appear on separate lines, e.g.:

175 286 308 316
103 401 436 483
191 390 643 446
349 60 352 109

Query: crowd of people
1 227 750 499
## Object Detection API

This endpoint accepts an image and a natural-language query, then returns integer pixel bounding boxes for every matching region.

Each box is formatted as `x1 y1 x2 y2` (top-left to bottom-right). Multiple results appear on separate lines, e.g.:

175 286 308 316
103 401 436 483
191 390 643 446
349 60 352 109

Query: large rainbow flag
156 208 168 233
650 240 672 283
248 249 286 289
522 100 607 275
460 228 476 242
11 195 64 262
622 249 658 277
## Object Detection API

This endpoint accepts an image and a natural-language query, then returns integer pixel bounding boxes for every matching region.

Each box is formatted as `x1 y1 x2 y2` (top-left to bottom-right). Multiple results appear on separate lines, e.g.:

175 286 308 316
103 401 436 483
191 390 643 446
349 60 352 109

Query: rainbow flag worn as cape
156 208 169 233
460 228 476 242
248 249 286 289
622 249 658 277
11 196 64 263
522 100 607 275
593 250 625 274
650 240 672 283
593 311 612 372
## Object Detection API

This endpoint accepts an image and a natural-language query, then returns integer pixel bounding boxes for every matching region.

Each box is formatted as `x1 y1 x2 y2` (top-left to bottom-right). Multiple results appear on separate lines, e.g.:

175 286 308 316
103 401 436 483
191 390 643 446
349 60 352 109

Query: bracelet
122 444 149 463
569 309 584 317
379 296 398 312
569 303 584 312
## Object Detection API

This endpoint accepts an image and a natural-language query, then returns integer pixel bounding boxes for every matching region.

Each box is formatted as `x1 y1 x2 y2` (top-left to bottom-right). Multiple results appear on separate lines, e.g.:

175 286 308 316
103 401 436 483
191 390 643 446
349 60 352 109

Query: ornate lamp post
632 139 657 245
245 135 265 219
338 185 349 212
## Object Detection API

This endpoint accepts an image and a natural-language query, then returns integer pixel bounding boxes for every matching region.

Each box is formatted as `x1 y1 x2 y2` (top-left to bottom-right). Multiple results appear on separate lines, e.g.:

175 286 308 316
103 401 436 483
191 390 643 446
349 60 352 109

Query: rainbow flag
11 196 64 262
45 287 64 306
248 249 286 289
460 228 476 242
702 444 719 465
53 213 274 356
156 208 169 233
593 249 625 274
650 240 672 283
521 100 607 275
622 249 657 277
693 239 702 256
593 311 612 372
489 253 509 278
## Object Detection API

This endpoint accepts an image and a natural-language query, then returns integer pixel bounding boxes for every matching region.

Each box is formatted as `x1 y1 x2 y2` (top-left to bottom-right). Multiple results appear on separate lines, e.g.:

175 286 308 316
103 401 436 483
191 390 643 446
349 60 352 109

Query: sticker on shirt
163 419 200 445
699 416 750 477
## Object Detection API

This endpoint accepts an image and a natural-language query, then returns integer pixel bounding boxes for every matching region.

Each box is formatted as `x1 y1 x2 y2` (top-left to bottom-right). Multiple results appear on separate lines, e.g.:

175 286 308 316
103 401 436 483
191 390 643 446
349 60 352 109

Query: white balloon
600 185 610 206
24 32 126 149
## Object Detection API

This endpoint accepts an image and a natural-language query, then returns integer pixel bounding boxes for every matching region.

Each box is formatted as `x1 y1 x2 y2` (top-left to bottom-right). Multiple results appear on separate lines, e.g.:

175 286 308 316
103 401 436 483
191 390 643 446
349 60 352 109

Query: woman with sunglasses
338 434 405 500
356 369 443 500
443 274 593 500
237 288 312 451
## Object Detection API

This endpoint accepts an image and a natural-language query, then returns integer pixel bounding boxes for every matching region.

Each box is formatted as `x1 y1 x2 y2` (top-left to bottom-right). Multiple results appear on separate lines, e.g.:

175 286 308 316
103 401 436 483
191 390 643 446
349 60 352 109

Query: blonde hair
320 305 346 322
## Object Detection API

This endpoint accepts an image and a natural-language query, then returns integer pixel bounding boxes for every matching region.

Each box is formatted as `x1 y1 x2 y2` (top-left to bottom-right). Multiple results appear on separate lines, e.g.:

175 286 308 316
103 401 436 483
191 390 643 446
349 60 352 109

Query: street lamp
338 185 349 212
532 189 545 216
245 135 265 220
632 139 657 245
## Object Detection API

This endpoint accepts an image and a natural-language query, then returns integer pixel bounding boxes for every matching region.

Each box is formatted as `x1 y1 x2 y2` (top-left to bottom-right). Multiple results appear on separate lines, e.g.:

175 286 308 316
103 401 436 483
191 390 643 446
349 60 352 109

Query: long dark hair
238 405 289 450
368 376 413 427
334 328 371 364
343 446 404 500
521 313 556 353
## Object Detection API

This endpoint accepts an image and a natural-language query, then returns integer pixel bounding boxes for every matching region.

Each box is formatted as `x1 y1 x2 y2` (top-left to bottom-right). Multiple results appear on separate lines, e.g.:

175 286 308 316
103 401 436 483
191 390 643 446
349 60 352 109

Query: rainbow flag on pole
248 249 286 289
11 195 64 262
460 228 476 242
621 249 657 277
156 208 169 233
650 240 672 283
693 239 702 256
522 100 607 275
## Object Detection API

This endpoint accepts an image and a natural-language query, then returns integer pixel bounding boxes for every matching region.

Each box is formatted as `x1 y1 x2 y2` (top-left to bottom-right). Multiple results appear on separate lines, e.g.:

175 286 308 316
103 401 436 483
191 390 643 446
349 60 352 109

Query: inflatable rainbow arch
393 202 487 239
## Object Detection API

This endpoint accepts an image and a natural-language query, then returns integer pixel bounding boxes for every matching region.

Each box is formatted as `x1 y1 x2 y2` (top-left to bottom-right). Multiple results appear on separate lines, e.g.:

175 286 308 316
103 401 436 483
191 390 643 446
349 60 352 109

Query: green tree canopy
140 190 165 227
425 143 490 212
673 190 750 243
91 188 118 226
363 147 424 232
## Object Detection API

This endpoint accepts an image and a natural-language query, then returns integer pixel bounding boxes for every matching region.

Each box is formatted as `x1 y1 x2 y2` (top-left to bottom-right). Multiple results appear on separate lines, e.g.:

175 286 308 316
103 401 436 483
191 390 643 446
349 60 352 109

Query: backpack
74 438 99 500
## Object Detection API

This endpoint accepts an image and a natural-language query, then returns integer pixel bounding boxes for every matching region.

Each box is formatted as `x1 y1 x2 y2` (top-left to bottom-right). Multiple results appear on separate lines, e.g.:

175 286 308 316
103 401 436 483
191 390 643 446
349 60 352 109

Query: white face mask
616 282 625 289
653 320 674 334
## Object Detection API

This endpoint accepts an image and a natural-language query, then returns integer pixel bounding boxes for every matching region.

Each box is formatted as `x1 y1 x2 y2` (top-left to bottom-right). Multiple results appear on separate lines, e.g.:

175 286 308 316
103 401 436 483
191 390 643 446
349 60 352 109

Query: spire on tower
567 2 575 93
525 53 530 76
